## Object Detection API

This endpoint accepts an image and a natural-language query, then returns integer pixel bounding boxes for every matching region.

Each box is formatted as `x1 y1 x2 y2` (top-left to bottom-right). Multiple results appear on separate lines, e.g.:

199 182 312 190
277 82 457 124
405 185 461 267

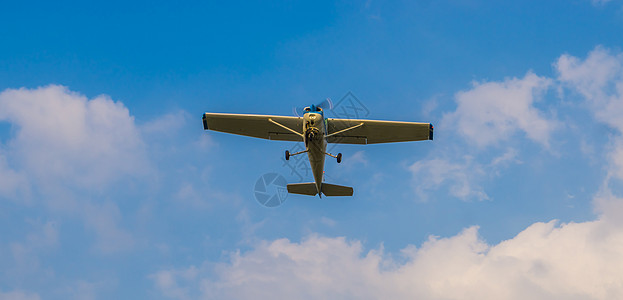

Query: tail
287 182 353 197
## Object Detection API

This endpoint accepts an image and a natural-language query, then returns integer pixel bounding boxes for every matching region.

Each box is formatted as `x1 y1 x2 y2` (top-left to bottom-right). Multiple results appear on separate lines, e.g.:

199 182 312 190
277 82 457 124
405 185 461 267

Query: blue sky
2 0 623 299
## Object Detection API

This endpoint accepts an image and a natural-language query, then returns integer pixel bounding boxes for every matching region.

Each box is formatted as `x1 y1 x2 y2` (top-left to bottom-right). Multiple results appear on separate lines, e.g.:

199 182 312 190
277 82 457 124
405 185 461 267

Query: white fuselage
303 112 327 195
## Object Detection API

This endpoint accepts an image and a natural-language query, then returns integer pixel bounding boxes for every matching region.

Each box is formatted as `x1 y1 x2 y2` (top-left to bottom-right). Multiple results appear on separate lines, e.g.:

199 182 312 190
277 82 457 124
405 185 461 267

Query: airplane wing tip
202 114 209 130
429 123 434 140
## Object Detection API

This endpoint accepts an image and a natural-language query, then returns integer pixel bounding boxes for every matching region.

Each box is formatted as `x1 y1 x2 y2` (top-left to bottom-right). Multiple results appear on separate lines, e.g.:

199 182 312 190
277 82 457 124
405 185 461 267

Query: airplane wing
326 118 433 144
203 113 303 142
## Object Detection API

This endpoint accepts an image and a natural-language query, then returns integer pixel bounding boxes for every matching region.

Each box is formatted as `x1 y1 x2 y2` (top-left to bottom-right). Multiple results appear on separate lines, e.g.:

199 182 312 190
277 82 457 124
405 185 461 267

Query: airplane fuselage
303 111 327 196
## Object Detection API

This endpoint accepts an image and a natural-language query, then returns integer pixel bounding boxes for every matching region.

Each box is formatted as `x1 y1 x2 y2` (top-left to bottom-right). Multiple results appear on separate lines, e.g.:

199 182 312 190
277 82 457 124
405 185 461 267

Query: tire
337 153 342 163
285 150 290 160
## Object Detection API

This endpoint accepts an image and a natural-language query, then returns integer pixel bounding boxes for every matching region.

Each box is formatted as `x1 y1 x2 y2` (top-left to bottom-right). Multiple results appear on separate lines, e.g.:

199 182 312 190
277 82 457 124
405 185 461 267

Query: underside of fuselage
283 105 352 197
303 111 327 196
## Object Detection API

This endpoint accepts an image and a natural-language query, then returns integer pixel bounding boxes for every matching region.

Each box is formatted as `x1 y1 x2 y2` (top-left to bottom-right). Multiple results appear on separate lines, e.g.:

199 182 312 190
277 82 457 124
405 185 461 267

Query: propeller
316 98 333 110
292 98 333 117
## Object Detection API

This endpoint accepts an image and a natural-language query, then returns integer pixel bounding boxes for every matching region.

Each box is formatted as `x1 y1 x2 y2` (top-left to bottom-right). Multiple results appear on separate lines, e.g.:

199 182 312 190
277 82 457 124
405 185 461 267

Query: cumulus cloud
0 85 149 190
151 214 623 300
443 72 557 148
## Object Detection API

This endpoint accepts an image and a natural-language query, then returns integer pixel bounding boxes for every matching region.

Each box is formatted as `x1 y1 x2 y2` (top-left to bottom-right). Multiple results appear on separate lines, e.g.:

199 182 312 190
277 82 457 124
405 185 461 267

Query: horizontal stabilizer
287 183 318 196
321 183 354 196
287 182 353 197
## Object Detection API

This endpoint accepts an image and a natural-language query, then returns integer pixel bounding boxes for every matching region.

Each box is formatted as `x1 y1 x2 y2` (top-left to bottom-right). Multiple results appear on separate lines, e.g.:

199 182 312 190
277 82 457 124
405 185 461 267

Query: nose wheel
285 150 290 160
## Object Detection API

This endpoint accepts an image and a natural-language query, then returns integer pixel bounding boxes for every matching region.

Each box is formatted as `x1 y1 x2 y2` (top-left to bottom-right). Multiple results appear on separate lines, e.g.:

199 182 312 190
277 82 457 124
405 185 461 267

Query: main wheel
285 150 290 161
337 153 342 163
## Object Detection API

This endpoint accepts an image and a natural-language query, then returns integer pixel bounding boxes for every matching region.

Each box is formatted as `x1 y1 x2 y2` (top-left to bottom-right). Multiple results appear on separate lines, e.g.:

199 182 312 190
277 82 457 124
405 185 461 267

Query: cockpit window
304 107 311 112
316 107 322 112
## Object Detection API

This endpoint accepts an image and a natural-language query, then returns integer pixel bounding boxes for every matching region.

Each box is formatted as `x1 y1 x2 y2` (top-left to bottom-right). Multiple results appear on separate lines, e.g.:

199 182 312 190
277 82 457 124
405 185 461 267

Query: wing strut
268 118 304 138
326 122 365 138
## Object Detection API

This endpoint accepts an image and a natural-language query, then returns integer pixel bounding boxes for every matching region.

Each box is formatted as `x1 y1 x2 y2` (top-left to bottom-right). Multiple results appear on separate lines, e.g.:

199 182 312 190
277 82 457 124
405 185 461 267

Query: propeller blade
317 98 333 110
292 98 333 117
292 106 302 117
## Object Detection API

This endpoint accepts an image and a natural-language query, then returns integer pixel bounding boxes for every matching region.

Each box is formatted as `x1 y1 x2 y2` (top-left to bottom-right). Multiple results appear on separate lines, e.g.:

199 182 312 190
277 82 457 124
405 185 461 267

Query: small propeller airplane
202 99 433 197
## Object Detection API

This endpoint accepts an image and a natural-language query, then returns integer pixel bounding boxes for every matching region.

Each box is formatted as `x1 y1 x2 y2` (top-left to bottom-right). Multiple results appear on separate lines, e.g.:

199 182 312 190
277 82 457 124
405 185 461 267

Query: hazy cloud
410 156 489 201
0 153 29 201
2 221 58 291
557 46 623 132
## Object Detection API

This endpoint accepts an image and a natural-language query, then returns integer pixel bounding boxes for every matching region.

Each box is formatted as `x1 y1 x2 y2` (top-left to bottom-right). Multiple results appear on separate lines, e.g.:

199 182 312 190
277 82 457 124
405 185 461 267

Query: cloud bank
154 218 622 300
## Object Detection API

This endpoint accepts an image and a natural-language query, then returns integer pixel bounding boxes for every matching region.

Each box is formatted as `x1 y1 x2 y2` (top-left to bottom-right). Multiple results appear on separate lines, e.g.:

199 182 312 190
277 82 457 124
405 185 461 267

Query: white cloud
151 213 623 300
0 85 149 190
557 46 623 132
443 72 557 147
409 156 489 201
490 148 521 167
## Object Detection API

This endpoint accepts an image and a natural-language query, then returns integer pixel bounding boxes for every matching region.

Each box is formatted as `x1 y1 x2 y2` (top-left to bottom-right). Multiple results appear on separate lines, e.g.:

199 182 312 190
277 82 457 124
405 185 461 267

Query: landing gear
285 149 307 160
325 152 343 163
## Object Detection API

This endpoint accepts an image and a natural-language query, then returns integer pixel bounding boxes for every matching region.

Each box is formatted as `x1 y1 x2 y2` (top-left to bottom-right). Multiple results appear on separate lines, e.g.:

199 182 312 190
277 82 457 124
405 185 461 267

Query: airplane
202 100 433 197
